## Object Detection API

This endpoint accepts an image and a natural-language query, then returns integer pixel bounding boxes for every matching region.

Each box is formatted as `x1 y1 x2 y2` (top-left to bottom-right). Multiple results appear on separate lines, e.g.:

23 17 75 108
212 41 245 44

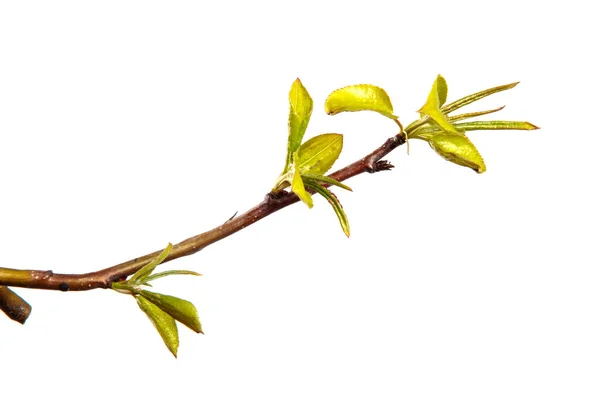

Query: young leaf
305 182 350 237
137 295 179 358
139 290 203 334
302 174 352 191
429 134 486 173
130 243 173 284
144 270 202 284
296 133 343 175
448 106 505 122
436 74 448 107
285 78 313 171
325 84 397 119
452 121 539 131
442 82 519 114
418 75 459 134
292 152 313 208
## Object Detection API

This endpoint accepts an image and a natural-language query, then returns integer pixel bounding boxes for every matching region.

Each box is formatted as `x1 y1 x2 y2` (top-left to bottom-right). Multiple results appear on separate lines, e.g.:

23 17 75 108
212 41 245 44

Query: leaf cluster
111 243 202 357
408 75 538 173
273 79 402 236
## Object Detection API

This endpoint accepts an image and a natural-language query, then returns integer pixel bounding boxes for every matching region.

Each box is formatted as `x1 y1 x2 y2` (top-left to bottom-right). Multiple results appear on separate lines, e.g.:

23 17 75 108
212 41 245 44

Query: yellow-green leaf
448 106 505 122
296 133 343 176
325 84 397 119
453 121 539 131
436 74 448 106
139 290 203 334
130 243 173 284
292 151 313 208
144 270 202 284
137 295 179 358
429 134 486 173
285 78 313 171
418 75 459 134
305 182 350 237
302 174 352 191
442 82 519 114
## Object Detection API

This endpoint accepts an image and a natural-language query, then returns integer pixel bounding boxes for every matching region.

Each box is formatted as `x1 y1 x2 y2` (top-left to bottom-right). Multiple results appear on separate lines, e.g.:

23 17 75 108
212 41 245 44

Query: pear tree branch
1 77 537 327
0 134 406 313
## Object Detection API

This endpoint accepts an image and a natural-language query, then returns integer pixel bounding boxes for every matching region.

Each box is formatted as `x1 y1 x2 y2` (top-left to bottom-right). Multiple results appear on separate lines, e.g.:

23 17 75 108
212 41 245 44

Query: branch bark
0 286 32 324
0 134 405 299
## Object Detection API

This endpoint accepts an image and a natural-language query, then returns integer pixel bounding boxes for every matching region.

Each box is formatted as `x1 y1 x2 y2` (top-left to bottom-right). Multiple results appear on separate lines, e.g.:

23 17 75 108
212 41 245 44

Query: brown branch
0 134 405 293
0 286 32 324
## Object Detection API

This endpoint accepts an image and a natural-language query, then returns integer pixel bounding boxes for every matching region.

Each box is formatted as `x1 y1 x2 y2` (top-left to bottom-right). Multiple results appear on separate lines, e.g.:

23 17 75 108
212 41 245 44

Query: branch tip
0 286 32 324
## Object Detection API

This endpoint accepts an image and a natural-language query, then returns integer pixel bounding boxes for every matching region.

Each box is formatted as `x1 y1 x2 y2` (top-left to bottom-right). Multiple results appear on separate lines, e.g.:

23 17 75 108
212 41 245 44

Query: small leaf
296 134 343 175
285 79 313 171
144 270 202 284
448 106 505 122
429 134 486 173
325 84 397 119
130 243 173 284
418 75 459 134
305 182 350 237
302 174 352 191
436 74 448 106
137 295 179 358
442 82 519 114
140 290 203 334
292 152 313 208
453 121 539 131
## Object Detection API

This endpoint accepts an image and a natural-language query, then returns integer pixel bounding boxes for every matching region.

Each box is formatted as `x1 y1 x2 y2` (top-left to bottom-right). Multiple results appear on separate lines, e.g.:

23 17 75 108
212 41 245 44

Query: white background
1 1 598 399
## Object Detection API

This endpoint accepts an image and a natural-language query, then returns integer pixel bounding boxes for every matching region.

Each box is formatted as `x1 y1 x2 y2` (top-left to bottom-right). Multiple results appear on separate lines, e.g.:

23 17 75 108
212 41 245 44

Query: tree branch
0 134 405 293
0 286 32 324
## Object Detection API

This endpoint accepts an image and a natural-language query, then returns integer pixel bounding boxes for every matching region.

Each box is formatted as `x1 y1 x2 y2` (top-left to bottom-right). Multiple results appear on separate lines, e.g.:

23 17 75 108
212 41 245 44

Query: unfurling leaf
452 121 539 131
296 134 343 175
285 79 313 171
407 119 537 141
442 82 519 114
130 243 173 284
448 106 506 122
292 152 313 208
429 134 486 173
137 295 179 358
325 84 397 119
139 290 203 334
305 182 350 237
436 75 448 106
144 270 202 284
418 75 459 134
302 174 352 191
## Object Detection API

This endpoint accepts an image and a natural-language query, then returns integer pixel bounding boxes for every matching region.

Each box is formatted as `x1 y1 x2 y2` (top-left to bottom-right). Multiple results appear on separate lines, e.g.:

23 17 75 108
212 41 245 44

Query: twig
0 286 32 324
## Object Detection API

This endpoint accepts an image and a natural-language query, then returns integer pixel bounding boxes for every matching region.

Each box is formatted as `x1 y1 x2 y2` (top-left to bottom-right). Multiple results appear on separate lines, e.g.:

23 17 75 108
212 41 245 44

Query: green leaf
305 182 350 237
407 117 538 141
418 75 459 134
137 295 179 358
139 290 203 334
285 78 313 171
429 134 486 173
442 82 519 114
448 106 505 122
296 133 343 175
302 174 352 191
452 121 539 131
436 74 448 106
325 84 397 119
292 152 313 208
130 243 173 284
144 270 202 284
